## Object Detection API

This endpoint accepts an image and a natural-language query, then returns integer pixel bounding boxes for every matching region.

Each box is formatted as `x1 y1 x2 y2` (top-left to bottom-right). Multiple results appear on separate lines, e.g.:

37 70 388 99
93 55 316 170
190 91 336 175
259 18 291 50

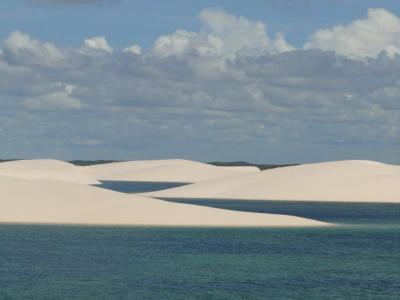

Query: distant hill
0 159 120 166
208 161 298 170
69 160 120 166
0 159 297 170
71 160 297 169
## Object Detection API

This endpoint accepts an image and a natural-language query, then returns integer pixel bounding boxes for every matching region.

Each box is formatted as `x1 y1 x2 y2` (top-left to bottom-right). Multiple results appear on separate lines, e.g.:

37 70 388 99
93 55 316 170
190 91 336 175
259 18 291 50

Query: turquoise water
1 181 400 299
1 225 399 299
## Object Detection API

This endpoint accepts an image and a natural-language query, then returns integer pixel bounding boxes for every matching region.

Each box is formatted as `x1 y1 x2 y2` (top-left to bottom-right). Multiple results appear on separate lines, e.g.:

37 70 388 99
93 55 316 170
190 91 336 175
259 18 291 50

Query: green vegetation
0 159 17 163
208 161 298 170
0 159 297 169
69 160 120 166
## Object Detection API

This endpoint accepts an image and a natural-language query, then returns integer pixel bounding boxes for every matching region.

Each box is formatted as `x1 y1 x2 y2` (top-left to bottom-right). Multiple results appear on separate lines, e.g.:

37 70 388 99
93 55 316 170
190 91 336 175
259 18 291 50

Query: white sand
0 175 326 227
147 160 400 203
89 159 259 183
0 159 99 185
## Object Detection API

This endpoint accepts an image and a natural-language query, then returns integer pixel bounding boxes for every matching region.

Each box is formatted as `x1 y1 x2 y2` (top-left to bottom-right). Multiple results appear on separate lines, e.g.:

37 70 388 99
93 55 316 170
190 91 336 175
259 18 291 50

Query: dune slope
147 160 400 203
0 175 326 227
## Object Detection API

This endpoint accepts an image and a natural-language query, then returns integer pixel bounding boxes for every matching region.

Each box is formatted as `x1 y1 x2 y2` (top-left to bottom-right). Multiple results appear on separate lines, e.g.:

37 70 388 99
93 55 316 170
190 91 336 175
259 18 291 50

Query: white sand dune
89 159 259 183
0 159 99 185
0 175 326 227
147 160 400 203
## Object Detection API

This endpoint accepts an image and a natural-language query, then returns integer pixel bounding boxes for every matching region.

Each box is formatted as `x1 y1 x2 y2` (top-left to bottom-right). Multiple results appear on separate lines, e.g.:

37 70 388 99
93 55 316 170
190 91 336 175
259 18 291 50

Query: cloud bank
1 8 400 162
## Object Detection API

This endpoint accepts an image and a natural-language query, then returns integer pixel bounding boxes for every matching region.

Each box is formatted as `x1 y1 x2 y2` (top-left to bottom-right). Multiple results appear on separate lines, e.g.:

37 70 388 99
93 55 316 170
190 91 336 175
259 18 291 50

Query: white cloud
3 31 63 67
1 8 400 162
304 8 400 59
153 9 293 58
83 36 113 53
154 30 202 57
123 44 141 55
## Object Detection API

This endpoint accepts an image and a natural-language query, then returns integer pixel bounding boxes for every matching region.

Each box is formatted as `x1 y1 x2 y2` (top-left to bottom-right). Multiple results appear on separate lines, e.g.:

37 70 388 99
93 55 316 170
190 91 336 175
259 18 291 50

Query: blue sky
1 0 400 163
2 0 400 49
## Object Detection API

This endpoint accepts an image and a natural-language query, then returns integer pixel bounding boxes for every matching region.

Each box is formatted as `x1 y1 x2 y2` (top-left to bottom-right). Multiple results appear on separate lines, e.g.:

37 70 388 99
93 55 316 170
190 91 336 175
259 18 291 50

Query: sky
1 0 400 163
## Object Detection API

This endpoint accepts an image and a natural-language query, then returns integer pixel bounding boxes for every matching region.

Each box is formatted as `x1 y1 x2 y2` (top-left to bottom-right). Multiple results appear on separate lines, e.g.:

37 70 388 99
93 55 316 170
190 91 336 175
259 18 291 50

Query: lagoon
1 181 399 299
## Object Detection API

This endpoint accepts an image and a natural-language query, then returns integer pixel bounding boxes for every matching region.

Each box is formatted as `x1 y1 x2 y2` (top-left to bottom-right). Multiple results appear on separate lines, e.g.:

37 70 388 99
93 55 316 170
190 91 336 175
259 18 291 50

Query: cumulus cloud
124 44 141 55
304 8 400 59
2 31 63 67
1 8 400 162
153 9 294 58
83 36 113 53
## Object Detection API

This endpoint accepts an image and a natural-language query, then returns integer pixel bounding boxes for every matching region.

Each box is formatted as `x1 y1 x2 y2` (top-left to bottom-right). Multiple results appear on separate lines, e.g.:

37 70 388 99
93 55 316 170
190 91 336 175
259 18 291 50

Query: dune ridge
0 159 99 185
147 160 400 203
88 159 259 183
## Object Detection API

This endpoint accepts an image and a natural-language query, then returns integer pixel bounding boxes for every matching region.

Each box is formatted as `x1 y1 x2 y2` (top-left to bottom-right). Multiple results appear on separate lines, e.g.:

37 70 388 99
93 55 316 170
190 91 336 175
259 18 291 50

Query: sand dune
0 175 325 227
4 158 396 227
147 160 400 203
0 159 99 185
89 159 259 183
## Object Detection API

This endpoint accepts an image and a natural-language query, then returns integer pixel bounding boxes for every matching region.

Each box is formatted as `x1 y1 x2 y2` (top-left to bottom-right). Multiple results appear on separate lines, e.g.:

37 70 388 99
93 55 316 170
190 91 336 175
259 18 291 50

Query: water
162 198 400 225
95 181 188 193
1 225 399 299
1 181 399 299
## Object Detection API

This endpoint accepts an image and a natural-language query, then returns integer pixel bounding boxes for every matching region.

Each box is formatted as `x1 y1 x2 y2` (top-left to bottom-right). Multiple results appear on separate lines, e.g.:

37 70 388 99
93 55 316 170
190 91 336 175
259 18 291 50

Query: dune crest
0 159 99 185
89 159 259 183
147 160 400 203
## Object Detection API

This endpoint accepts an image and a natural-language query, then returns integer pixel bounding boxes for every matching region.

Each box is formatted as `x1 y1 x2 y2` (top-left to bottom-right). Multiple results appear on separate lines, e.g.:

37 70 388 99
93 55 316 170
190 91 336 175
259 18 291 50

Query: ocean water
1 181 399 299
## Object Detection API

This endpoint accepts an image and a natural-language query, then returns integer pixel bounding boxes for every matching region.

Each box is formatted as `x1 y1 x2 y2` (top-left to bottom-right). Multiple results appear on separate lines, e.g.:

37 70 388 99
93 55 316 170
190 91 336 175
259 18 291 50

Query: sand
5 158 396 227
147 160 400 203
0 159 99 185
88 159 259 183
0 175 326 227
